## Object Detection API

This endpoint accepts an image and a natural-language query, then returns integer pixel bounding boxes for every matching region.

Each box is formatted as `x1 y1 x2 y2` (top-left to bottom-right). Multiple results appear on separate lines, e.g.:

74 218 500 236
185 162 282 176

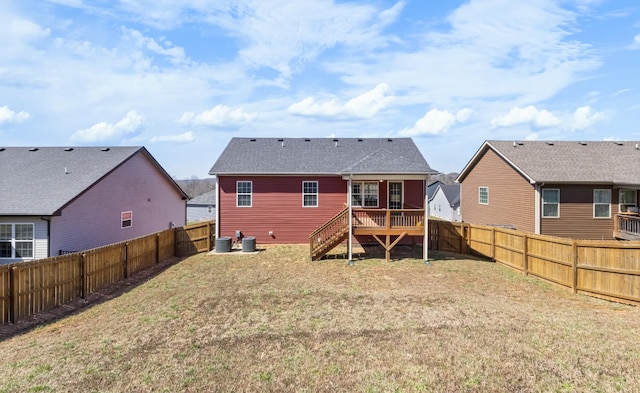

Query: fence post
491 227 496 260
8 266 15 324
522 234 528 276
124 243 129 279
80 254 85 299
572 240 578 293
156 233 160 264
465 224 471 255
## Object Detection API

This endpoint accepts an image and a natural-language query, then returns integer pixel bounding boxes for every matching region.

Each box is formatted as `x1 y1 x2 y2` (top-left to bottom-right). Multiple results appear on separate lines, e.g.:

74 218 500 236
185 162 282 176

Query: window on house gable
237 181 252 207
619 189 637 212
302 181 318 207
351 182 378 207
542 189 560 218
121 211 133 228
594 189 611 218
0 223 34 259
478 187 489 205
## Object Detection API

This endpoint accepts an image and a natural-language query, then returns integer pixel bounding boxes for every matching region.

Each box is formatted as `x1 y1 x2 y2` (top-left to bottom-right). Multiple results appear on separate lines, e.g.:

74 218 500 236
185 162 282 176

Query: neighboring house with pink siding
0 146 188 263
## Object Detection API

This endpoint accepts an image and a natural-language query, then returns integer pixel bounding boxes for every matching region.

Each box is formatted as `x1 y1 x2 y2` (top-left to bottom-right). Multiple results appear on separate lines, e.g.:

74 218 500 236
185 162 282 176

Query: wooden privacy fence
0 221 215 324
431 220 640 306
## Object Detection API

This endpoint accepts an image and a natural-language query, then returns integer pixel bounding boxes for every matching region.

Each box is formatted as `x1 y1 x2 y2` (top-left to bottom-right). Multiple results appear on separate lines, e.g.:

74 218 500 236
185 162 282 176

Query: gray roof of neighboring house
439 184 460 208
187 190 216 206
457 140 640 185
0 146 187 216
427 181 443 200
209 137 438 176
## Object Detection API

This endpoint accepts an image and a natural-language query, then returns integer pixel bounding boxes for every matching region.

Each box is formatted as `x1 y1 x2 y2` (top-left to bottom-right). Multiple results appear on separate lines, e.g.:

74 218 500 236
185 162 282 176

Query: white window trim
478 186 489 205
542 188 560 218
593 189 611 219
302 181 319 208
236 180 253 207
388 181 404 210
619 189 637 212
352 181 379 208
0 223 35 259
121 211 133 229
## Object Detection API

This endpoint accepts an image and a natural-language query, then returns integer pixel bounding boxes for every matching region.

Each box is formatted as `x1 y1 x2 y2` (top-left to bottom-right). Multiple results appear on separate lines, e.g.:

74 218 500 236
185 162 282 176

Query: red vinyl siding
460 149 536 232
218 176 348 244
218 177 427 244
541 184 615 239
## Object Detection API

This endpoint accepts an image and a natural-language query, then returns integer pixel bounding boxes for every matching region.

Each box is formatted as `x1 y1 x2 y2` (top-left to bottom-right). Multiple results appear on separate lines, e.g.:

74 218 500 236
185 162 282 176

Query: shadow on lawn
0 257 185 342
321 244 491 263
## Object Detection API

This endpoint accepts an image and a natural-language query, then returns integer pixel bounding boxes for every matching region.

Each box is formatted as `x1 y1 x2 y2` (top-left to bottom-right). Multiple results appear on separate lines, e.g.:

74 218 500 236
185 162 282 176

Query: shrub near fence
0 221 215 325
438 221 640 306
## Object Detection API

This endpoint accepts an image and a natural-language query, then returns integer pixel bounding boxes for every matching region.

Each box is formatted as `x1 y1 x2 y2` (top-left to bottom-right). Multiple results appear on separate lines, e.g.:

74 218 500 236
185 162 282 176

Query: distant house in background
456 140 640 240
187 189 216 223
0 147 188 263
428 183 461 222
210 137 438 261
426 181 443 217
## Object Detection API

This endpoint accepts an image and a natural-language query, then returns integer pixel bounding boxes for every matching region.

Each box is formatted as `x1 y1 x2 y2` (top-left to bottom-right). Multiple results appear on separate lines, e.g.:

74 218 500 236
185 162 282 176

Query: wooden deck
614 213 640 240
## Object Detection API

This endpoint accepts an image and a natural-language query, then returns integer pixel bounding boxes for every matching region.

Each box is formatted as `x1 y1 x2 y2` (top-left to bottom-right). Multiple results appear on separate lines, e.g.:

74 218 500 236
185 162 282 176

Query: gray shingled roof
0 146 186 216
187 190 216 206
209 137 437 175
440 184 460 208
458 140 640 185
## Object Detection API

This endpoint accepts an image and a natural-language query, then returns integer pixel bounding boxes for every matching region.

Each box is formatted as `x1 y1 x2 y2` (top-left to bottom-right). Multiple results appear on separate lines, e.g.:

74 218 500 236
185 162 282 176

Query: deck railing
614 214 640 240
353 209 425 229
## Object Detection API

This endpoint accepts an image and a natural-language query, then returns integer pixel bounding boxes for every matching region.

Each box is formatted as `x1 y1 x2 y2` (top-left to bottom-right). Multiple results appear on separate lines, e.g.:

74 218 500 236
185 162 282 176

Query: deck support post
347 176 354 266
424 182 430 265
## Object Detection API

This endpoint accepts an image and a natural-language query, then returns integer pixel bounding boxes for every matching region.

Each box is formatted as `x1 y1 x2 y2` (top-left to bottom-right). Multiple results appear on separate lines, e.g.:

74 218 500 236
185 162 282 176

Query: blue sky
1 0 639 179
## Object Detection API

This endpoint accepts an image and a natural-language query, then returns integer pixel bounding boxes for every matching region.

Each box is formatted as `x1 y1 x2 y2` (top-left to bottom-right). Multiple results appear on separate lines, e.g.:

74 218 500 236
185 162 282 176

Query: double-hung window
619 189 637 212
352 182 378 207
0 223 34 259
302 181 318 207
237 181 252 207
593 189 611 218
542 189 560 218
478 186 489 205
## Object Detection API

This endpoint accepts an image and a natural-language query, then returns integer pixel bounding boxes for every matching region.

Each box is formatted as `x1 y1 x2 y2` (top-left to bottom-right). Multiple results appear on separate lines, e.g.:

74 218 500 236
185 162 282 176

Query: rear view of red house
209 137 438 261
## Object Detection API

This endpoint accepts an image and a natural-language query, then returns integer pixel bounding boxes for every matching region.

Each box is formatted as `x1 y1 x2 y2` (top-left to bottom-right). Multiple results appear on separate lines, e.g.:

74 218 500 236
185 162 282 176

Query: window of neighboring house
351 182 379 207
542 189 560 218
478 187 489 205
0 223 34 259
237 181 252 207
619 189 637 212
121 211 132 228
594 189 611 218
302 181 318 207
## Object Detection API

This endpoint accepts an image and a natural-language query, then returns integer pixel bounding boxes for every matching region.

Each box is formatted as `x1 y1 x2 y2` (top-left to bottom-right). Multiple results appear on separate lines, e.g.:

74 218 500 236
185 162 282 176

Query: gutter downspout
215 176 220 239
534 183 541 234
348 175 353 265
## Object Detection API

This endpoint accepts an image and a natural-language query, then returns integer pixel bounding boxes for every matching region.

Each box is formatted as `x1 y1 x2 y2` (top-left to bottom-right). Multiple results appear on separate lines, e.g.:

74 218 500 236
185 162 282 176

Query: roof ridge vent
101 147 110 151
0 148 5 152
64 147 74 151
333 138 339 147
615 141 624 146
546 142 554 146
579 141 587 145
29 148 39 151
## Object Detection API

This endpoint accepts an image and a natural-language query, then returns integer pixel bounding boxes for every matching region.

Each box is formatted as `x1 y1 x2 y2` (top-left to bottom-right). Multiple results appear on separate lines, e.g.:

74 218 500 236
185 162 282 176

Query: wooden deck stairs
309 206 350 261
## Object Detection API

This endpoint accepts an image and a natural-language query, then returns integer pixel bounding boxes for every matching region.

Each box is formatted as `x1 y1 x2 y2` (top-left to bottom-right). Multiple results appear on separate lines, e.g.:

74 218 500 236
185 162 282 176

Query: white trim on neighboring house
534 184 541 234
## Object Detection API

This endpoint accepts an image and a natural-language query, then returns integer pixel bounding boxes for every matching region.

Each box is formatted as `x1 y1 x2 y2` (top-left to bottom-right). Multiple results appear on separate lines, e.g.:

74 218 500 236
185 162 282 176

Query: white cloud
150 131 195 143
571 105 605 130
633 34 640 48
288 83 395 119
398 108 472 137
71 110 145 142
491 106 561 129
121 27 187 65
0 105 31 124
178 105 257 127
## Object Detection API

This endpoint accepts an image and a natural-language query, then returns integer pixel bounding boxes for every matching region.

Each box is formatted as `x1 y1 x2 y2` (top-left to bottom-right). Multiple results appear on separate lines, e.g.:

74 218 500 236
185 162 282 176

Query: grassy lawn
1 245 640 392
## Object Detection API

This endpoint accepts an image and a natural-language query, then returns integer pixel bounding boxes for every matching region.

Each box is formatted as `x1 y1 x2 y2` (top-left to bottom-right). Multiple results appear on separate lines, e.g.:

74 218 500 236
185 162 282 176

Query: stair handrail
309 205 350 240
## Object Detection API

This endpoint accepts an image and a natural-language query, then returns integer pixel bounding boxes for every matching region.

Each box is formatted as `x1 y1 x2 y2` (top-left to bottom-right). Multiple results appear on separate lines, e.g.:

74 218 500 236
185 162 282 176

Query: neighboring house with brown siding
456 140 640 240
0 147 188 263
209 137 438 260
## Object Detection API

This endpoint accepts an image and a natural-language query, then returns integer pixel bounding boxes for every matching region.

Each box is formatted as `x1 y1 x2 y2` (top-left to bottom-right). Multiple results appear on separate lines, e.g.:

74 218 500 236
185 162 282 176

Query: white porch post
424 178 429 264
348 175 353 265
